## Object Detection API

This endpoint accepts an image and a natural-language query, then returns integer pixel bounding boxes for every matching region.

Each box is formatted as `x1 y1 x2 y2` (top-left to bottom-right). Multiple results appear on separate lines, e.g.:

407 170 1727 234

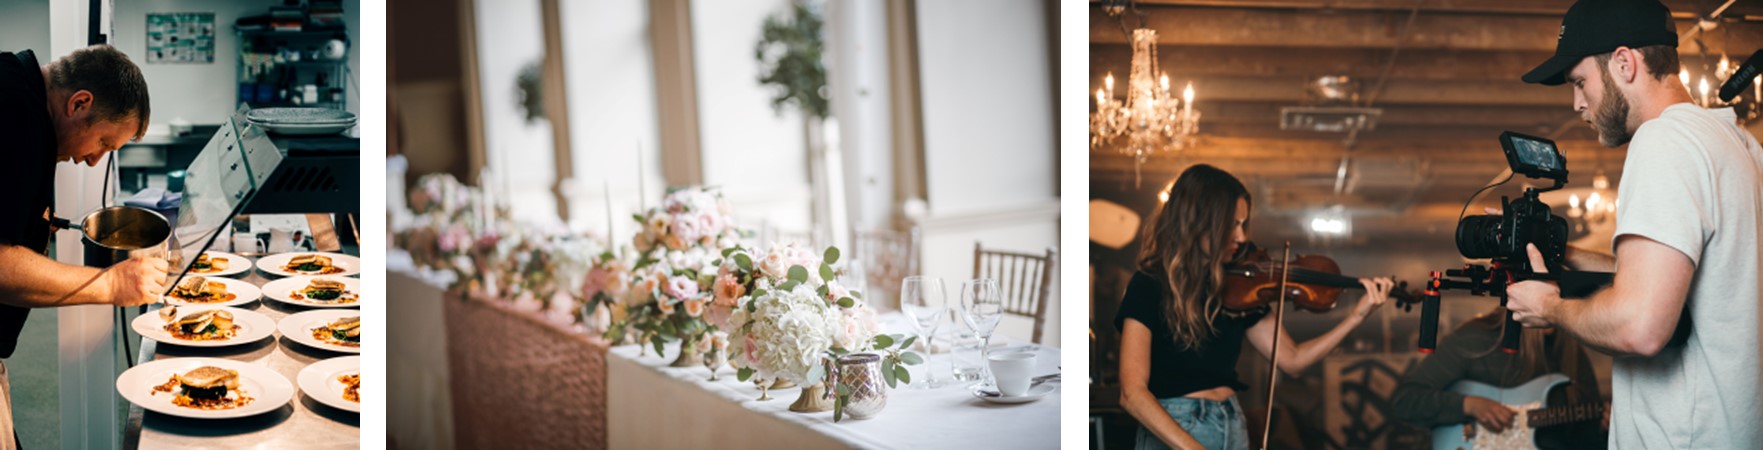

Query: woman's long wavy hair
1137 164 1251 351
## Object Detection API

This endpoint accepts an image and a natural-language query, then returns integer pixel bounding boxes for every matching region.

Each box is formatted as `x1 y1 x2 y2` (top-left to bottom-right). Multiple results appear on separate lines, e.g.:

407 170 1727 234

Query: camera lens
1456 215 1505 259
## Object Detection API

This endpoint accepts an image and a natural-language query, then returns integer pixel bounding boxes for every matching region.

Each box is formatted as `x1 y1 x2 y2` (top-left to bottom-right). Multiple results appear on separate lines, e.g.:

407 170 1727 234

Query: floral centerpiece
615 187 745 363
722 242 919 419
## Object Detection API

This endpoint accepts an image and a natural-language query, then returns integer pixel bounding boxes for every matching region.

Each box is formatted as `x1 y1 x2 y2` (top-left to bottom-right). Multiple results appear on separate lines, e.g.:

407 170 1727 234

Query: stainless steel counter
123 254 361 449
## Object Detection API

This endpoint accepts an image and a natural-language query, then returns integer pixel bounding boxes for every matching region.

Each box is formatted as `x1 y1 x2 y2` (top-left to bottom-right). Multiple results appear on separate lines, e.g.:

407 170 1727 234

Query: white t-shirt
1608 104 1763 448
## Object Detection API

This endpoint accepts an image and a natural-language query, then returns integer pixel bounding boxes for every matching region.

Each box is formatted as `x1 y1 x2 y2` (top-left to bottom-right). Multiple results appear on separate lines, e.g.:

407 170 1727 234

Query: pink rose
664 275 700 300
713 273 745 307
683 297 706 317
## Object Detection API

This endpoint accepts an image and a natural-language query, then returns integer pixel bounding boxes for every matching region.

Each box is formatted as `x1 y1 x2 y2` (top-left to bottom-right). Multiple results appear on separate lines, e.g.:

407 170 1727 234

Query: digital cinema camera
1411 132 1613 354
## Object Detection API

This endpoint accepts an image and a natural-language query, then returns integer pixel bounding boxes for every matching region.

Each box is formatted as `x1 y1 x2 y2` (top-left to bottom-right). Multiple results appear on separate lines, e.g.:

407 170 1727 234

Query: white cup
987 351 1037 397
232 233 261 254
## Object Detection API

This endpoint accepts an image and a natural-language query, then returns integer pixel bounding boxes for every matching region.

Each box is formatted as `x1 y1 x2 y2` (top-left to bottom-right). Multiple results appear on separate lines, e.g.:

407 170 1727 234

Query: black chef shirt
0 50 61 358
1114 270 1267 399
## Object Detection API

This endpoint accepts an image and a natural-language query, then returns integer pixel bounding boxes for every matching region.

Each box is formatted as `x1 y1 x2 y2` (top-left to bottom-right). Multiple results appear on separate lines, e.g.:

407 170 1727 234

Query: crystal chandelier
1091 28 1199 187
1565 172 1617 233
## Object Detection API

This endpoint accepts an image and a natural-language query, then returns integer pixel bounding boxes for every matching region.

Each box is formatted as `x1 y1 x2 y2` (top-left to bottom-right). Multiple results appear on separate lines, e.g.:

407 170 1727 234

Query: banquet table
608 323 1062 449
123 252 362 449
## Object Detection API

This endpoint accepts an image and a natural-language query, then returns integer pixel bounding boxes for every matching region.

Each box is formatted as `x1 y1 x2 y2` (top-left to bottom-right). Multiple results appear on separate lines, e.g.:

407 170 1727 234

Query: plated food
312 315 360 348
255 252 360 277
163 276 261 308
340 373 360 403
170 276 235 303
118 357 294 419
278 310 363 353
164 310 238 341
133 306 276 348
292 278 357 304
152 366 254 410
297 355 361 413
263 276 362 309
185 251 249 277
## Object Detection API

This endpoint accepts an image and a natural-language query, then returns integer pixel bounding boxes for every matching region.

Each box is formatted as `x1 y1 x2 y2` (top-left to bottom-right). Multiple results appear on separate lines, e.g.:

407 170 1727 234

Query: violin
1221 242 1420 312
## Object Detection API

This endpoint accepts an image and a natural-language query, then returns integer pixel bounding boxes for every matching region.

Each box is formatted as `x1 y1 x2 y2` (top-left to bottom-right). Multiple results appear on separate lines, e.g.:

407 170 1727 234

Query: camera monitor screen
1499 131 1567 181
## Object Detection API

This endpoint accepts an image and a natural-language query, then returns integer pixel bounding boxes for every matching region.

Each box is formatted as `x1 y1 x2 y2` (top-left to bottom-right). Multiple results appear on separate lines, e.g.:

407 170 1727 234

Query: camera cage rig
1407 132 1614 354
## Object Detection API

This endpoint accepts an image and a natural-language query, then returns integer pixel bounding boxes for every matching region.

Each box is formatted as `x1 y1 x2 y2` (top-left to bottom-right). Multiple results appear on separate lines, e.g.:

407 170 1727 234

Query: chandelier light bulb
1569 193 1580 209
1681 69 1690 86
1700 77 1711 105
1105 73 1114 93
1160 74 1169 92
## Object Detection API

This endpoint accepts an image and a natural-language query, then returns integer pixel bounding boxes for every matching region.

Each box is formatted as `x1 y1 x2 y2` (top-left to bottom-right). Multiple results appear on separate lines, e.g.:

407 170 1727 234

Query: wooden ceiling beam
1098 0 1763 18
1089 45 1554 83
1087 74 1571 106
1088 5 1763 54
1197 102 1578 128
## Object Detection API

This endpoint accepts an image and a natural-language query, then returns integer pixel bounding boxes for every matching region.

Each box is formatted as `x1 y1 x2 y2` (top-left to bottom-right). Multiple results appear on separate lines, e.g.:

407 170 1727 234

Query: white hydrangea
727 284 841 384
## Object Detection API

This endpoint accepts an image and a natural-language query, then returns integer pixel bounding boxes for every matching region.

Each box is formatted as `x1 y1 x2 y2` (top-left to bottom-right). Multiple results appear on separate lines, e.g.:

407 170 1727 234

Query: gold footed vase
788 383 833 412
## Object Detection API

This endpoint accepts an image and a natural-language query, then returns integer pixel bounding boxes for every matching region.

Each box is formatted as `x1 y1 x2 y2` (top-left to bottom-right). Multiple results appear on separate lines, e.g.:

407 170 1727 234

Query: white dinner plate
262 276 362 309
249 120 357 136
183 251 251 278
255 252 361 277
163 276 262 308
116 357 294 419
298 355 361 413
971 383 1056 404
278 310 362 354
133 306 277 348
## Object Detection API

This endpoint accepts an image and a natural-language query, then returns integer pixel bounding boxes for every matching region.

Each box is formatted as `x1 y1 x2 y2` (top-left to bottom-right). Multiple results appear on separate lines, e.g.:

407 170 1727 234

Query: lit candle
1105 73 1114 97
1096 88 1105 105
1160 74 1169 93
1183 82 1195 116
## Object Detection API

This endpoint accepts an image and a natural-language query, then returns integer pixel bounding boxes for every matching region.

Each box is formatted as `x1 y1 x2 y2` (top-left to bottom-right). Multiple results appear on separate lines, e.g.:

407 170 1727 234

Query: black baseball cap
1522 0 1678 86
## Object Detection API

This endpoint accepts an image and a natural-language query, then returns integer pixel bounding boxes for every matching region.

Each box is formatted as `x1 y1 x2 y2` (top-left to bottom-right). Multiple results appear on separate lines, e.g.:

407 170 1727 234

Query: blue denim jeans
1136 395 1249 450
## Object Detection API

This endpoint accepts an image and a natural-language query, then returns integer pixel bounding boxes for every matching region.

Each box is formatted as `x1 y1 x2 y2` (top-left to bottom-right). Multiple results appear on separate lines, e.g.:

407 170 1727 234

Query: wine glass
960 278 1003 389
702 333 728 382
900 276 945 389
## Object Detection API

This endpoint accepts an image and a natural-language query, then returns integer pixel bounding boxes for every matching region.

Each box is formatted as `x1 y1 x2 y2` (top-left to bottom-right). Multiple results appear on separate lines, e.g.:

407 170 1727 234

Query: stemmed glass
900 276 946 389
701 333 728 382
960 278 1003 389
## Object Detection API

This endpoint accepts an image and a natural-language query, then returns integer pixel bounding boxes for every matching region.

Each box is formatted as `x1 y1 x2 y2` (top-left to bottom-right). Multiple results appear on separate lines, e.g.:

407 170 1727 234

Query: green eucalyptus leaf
836 384 853 396
834 396 846 422
900 352 924 365
882 360 897 387
898 335 917 351
788 265 809 283
894 365 912 385
837 297 854 308
631 213 644 223
751 288 769 298
722 247 737 257
737 367 754 382
873 334 894 349
823 247 840 264
651 337 665 356
819 263 835 282
735 253 753 271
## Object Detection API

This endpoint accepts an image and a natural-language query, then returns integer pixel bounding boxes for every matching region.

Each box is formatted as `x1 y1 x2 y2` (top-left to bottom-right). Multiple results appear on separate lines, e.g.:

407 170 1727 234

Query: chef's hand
1507 243 1562 328
105 256 168 307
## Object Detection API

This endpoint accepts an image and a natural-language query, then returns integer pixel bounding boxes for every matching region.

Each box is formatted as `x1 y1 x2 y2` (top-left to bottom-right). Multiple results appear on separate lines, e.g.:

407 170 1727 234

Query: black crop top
1114 270 1267 399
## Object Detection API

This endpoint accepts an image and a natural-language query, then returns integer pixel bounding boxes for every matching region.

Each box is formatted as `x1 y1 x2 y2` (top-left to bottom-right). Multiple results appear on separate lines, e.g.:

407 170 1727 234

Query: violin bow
1260 241 1292 450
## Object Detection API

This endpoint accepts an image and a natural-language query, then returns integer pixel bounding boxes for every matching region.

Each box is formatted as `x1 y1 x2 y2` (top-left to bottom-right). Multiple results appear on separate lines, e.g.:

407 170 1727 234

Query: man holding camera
1504 0 1763 447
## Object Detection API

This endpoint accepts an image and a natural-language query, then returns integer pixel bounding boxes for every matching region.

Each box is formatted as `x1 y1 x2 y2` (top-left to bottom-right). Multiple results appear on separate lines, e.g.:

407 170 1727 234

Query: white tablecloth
607 319 1061 449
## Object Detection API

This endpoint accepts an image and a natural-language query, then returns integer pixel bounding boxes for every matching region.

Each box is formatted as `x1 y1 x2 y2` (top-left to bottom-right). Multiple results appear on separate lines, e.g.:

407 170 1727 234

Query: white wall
472 0 558 225
558 0 662 241
111 0 362 128
913 1 1060 346
0 0 50 55
690 0 812 234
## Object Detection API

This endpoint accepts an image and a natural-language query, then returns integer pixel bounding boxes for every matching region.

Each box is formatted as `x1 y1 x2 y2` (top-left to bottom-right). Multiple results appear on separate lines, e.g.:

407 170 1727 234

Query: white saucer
971 383 1056 404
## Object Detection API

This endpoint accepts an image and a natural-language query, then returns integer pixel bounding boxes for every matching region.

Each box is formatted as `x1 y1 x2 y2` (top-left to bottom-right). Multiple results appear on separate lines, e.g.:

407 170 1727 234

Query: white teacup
987 351 1037 397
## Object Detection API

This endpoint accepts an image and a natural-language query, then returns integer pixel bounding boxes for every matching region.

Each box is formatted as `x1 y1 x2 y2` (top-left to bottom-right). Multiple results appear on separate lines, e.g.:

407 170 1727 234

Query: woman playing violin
1115 164 1396 450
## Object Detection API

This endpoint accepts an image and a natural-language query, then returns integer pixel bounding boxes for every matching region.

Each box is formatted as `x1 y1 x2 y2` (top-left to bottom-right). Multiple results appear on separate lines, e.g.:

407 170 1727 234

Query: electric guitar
1432 373 1605 450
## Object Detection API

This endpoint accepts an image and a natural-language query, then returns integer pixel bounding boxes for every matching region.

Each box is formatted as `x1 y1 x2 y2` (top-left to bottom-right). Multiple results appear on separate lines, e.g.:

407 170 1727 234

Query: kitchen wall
0 0 50 56
112 0 362 129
